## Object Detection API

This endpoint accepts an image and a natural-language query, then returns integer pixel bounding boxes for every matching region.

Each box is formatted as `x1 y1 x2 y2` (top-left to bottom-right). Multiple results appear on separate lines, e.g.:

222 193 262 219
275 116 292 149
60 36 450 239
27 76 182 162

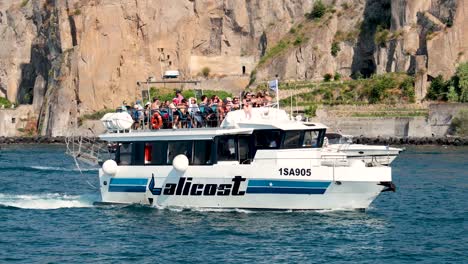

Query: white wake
30 166 99 172
0 193 95 210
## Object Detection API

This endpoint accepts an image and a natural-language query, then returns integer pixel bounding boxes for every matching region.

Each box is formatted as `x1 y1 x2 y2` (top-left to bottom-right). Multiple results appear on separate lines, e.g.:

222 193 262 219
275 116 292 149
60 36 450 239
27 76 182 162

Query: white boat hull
99 163 391 210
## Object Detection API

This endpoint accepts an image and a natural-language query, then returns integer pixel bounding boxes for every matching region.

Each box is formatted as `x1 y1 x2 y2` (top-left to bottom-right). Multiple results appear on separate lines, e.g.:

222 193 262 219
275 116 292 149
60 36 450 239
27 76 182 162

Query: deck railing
121 103 278 131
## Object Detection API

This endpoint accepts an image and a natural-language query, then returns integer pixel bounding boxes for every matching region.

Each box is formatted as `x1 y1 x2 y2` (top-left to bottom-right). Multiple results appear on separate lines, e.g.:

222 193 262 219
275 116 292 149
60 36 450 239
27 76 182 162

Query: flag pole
275 77 279 110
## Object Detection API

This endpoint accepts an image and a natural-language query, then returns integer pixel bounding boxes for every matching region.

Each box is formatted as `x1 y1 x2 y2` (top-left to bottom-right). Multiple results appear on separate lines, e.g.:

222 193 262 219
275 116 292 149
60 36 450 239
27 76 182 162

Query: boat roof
221 108 328 130
100 128 254 142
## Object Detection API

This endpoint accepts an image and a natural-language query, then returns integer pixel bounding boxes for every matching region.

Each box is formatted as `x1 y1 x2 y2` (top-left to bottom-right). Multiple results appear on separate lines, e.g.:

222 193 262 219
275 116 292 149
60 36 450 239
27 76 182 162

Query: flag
268 79 278 92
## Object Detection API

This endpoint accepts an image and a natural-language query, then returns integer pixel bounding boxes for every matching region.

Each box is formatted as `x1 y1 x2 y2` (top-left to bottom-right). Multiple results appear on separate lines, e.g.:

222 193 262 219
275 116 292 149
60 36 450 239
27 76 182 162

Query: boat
94 106 397 210
321 133 403 165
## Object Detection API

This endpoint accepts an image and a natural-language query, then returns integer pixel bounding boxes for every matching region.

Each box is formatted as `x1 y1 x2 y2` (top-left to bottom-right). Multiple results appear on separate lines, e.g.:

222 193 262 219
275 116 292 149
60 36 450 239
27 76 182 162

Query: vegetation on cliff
256 73 415 107
450 109 468 137
0 97 13 108
426 62 468 102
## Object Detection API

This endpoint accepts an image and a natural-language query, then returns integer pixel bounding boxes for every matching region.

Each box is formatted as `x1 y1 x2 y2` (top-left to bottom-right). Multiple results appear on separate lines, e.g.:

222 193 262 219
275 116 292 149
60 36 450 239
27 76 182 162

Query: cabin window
217 136 237 161
238 136 251 164
167 141 192 164
303 130 320 147
147 141 168 165
283 131 302 148
133 142 146 165
117 143 132 165
253 130 281 149
193 140 213 165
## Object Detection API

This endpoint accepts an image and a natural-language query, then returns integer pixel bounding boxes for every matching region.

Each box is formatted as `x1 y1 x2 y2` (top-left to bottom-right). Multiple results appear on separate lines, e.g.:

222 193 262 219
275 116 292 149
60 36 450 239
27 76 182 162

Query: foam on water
30 166 99 172
1 165 99 172
0 193 95 210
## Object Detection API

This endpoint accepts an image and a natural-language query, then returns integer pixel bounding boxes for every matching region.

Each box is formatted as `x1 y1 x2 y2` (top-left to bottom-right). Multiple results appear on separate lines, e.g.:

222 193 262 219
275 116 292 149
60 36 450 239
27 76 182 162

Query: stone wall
314 103 468 137
0 105 37 137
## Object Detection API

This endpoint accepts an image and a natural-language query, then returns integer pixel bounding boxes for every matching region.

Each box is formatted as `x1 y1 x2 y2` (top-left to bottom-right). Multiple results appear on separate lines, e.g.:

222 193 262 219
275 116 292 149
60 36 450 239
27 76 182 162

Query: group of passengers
121 90 273 129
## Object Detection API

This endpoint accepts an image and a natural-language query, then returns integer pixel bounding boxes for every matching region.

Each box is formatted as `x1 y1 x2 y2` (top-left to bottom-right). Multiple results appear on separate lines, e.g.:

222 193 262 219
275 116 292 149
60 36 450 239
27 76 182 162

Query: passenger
232 97 240 110
121 100 128 112
243 92 253 119
217 99 225 125
144 102 151 126
224 98 233 113
174 99 193 128
159 100 172 128
198 95 209 127
175 90 184 103
264 91 273 105
255 92 264 107
168 99 179 127
188 97 201 127
151 97 160 112
132 103 144 130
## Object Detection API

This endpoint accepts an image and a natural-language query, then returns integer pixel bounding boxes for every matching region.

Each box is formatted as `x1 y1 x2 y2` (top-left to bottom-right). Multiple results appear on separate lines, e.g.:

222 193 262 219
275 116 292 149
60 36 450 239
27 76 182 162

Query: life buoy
151 112 163 129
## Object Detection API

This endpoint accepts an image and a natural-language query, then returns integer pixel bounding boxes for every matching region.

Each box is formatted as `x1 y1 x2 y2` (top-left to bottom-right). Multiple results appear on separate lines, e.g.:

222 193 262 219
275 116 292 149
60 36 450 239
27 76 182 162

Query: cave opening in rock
242 66 246 75
351 0 391 78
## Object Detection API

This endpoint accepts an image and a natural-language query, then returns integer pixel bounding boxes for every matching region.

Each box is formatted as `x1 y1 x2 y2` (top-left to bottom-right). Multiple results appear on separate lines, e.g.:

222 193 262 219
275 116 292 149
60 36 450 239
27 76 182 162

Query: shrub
289 27 296 34
447 85 459 102
400 76 415 103
307 0 327 20
455 62 468 102
0 97 12 108
323 73 333 82
450 109 468 136
375 28 391 47
201 67 211 78
367 75 397 104
293 36 303 46
258 40 289 66
248 69 257 86
20 0 29 7
334 72 341 81
426 75 448 101
331 41 340 57
304 104 318 117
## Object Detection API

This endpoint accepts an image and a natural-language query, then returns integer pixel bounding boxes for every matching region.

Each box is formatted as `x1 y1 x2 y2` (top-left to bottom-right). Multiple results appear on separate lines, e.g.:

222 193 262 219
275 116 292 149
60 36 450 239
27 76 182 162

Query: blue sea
0 144 467 263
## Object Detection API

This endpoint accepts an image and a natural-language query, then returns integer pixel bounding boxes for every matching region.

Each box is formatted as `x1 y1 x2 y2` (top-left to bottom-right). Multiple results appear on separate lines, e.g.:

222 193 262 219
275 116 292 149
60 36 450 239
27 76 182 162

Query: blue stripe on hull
246 187 327 194
109 178 148 185
248 180 331 188
108 185 147 193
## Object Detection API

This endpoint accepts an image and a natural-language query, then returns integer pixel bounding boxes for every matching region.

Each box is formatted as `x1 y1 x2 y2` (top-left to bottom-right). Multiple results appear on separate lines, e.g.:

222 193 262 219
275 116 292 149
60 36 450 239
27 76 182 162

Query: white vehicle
322 133 403 165
94 107 396 210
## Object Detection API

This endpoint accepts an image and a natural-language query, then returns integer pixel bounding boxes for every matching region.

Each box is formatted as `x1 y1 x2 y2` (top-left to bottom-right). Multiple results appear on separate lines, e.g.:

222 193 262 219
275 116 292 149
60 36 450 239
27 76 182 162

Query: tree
426 75 447 100
456 62 468 102
447 85 459 102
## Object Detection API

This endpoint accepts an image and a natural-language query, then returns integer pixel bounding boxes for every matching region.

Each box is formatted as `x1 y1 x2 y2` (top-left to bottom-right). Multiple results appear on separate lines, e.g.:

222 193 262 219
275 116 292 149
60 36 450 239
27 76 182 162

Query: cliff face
0 0 466 136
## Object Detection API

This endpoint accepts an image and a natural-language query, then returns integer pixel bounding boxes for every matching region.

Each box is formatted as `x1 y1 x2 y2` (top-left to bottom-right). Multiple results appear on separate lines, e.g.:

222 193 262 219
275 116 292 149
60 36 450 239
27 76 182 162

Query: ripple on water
0 145 467 263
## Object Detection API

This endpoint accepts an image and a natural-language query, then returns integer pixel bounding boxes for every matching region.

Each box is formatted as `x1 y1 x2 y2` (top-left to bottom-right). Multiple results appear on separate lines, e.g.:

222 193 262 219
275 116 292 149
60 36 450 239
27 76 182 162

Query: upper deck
100 107 328 142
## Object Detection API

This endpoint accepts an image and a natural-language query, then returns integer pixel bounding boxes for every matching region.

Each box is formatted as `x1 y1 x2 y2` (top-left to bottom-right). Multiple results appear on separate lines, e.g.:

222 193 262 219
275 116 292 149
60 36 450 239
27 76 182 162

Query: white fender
173 154 189 172
102 159 119 175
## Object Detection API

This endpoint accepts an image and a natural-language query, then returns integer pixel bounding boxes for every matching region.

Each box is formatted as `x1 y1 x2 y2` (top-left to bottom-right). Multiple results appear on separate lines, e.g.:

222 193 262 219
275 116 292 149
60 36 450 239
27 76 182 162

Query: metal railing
121 103 277 131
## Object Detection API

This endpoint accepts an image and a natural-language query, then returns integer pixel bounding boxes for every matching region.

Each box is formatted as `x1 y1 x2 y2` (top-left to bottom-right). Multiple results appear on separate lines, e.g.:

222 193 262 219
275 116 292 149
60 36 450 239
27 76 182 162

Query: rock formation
0 0 466 136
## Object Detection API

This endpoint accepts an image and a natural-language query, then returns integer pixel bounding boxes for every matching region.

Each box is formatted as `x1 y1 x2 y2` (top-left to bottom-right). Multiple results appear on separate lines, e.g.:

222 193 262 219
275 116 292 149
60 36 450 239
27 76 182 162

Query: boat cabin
104 127 326 166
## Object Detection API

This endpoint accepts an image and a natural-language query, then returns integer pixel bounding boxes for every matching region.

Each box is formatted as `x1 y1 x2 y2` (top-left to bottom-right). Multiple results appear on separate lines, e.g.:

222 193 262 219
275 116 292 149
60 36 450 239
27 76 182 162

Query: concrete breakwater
1 136 467 146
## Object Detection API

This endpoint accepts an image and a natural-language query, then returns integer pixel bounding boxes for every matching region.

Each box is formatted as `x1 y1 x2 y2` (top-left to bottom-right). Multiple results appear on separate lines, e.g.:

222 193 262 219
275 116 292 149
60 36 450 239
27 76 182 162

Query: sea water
0 144 466 263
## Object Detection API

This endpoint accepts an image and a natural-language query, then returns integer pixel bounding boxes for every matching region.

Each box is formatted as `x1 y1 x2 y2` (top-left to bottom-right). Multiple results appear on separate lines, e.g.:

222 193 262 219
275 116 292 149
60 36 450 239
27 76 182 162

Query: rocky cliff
0 0 466 136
